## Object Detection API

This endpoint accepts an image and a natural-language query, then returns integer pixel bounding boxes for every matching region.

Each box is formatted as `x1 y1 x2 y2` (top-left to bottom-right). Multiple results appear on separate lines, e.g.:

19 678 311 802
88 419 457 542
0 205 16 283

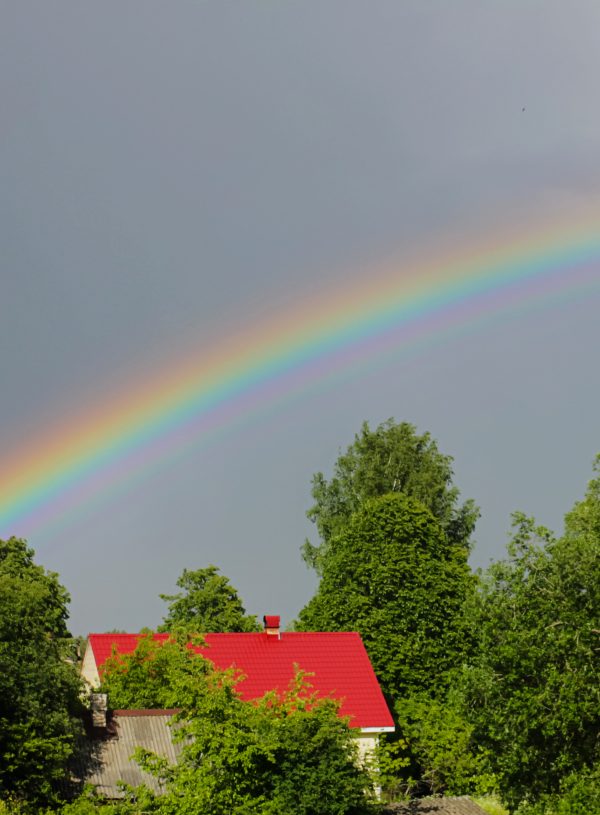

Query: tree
515 764 600 815
158 565 259 633
302 419 478 574
563 453 600 542
0 537 82 804
297 494 474 699
102 636 376 815
100 631 211 709
457 492 600 808
139 673 375 815
391 694 495 799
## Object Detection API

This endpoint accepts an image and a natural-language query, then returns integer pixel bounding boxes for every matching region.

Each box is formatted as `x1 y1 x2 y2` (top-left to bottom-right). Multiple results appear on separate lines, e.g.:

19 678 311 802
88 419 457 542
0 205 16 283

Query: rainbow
1 211 599 539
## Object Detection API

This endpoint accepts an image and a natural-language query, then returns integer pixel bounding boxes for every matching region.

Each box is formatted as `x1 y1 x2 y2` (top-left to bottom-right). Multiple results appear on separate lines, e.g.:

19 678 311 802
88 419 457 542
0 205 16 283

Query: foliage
302 419 478 574
457 487 600 808
101 635 375 814
130 646 374 814
297 494 474 699
563 453 600 541
375 733 410 803
515 764 600 815
55 784 158 815
0 538 83 805
158 565 259 633
472 796 509 815
100 631 211 709
393 694 496 798
0 799 27 815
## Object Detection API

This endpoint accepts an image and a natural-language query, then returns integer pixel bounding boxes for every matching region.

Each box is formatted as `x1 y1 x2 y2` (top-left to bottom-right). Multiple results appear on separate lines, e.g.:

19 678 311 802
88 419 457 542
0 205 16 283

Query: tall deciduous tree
302 419 478 574
458 461 600 809
158 565 259 633
297 494 474 699
0 537 82 804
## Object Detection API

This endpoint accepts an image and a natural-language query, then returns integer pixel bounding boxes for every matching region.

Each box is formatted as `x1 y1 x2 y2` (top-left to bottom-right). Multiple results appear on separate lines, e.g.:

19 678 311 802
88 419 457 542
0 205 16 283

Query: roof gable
87 631 394 731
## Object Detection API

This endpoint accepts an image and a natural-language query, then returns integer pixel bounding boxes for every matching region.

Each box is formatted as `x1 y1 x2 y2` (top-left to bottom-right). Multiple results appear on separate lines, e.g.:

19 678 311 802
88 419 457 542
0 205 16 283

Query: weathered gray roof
383 797 489 815
71 710 182 798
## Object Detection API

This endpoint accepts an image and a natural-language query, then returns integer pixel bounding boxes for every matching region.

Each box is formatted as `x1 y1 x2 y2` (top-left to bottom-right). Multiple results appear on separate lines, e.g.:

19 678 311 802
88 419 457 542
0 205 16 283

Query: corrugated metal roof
88 631 394 730
71 712 181 798
383 797 489 815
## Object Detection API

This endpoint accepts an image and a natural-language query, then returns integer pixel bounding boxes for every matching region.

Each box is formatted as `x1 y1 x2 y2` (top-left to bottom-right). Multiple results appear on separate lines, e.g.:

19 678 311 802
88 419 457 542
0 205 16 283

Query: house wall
356 731 387 798
355 731 379 767
81 643 100 688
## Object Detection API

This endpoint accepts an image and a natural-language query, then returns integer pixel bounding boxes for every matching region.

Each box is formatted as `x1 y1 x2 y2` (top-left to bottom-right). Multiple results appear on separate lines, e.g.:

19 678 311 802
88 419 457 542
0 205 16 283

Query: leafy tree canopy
138 670 375 815
101 635 376 815
392 694 496 799
158 565 259 633
515 764 600 815
564 453 600 541
302 419 478 574
457 472 600 809
0 537 82 804
100 631 211 709
297 494 474 699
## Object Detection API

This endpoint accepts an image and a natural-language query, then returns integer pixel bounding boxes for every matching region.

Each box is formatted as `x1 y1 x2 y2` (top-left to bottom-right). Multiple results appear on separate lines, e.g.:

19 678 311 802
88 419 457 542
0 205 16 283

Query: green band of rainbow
1 213 599 538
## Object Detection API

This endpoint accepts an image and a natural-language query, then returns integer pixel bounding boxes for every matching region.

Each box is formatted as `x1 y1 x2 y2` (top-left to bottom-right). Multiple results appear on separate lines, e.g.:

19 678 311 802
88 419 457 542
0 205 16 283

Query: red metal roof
88 631 394 731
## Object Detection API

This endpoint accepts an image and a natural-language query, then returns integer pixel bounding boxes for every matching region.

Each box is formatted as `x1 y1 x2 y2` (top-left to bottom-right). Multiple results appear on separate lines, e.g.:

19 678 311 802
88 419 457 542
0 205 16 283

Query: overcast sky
2 2 600 635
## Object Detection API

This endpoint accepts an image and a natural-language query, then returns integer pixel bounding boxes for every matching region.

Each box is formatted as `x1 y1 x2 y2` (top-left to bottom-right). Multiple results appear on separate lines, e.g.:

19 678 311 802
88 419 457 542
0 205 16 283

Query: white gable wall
80 641 100 688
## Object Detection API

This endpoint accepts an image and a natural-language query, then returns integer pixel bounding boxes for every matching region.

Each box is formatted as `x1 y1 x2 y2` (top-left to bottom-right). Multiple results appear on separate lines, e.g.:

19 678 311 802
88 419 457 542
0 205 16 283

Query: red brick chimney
263 615 281 638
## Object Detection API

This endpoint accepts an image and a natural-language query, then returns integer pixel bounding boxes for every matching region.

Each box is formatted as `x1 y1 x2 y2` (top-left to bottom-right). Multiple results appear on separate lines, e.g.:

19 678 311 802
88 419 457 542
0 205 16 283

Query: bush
103 635 376 815
392 694 496 798
515 765 600 815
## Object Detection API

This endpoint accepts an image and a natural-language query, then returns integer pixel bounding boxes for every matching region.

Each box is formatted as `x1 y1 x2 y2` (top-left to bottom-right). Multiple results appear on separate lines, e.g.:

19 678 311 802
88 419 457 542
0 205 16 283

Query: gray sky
2 2 600 635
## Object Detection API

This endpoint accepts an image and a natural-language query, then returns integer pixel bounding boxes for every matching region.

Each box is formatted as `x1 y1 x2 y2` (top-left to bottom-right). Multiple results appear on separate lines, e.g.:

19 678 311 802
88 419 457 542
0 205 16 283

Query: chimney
91 692 108 728
263 615 281 638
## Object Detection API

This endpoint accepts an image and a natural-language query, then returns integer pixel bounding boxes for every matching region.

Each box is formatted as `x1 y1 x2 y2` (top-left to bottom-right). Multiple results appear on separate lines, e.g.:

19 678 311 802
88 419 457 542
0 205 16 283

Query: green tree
100 631 212 709
563 453 600 542
515 764 600 815
140 673 375 815
458 493 600 808
0 537 82 804
302 419 478 574
297 494 474 699
158 565 259 633
392 694 496 798
102 636 375 814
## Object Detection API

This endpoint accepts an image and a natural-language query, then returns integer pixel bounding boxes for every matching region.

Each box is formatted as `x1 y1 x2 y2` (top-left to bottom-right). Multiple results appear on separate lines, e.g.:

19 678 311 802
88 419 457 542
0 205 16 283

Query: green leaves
158 565 259 633
303 419 478 574
0 538 82 804
108 638 376 815
392 694 496 798
297 494 474 700
101 631 230 710
457 493 600 808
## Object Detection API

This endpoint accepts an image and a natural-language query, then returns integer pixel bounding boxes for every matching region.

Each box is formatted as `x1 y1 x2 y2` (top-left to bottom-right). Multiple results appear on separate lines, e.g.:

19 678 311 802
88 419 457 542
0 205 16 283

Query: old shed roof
71 710 181 799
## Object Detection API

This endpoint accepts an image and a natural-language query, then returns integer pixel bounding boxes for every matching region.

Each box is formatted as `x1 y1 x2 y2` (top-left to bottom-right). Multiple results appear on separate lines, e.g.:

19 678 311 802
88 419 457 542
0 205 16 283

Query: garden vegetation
1 420 598 814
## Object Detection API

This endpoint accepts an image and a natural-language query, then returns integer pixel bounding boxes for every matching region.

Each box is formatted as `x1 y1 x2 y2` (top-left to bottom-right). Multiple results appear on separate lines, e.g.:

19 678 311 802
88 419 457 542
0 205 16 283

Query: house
81 615 394 774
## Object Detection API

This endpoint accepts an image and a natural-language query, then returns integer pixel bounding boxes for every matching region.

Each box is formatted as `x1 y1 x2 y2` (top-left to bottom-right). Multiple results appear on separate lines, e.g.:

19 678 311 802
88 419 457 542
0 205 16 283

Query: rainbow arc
1 212 599 537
